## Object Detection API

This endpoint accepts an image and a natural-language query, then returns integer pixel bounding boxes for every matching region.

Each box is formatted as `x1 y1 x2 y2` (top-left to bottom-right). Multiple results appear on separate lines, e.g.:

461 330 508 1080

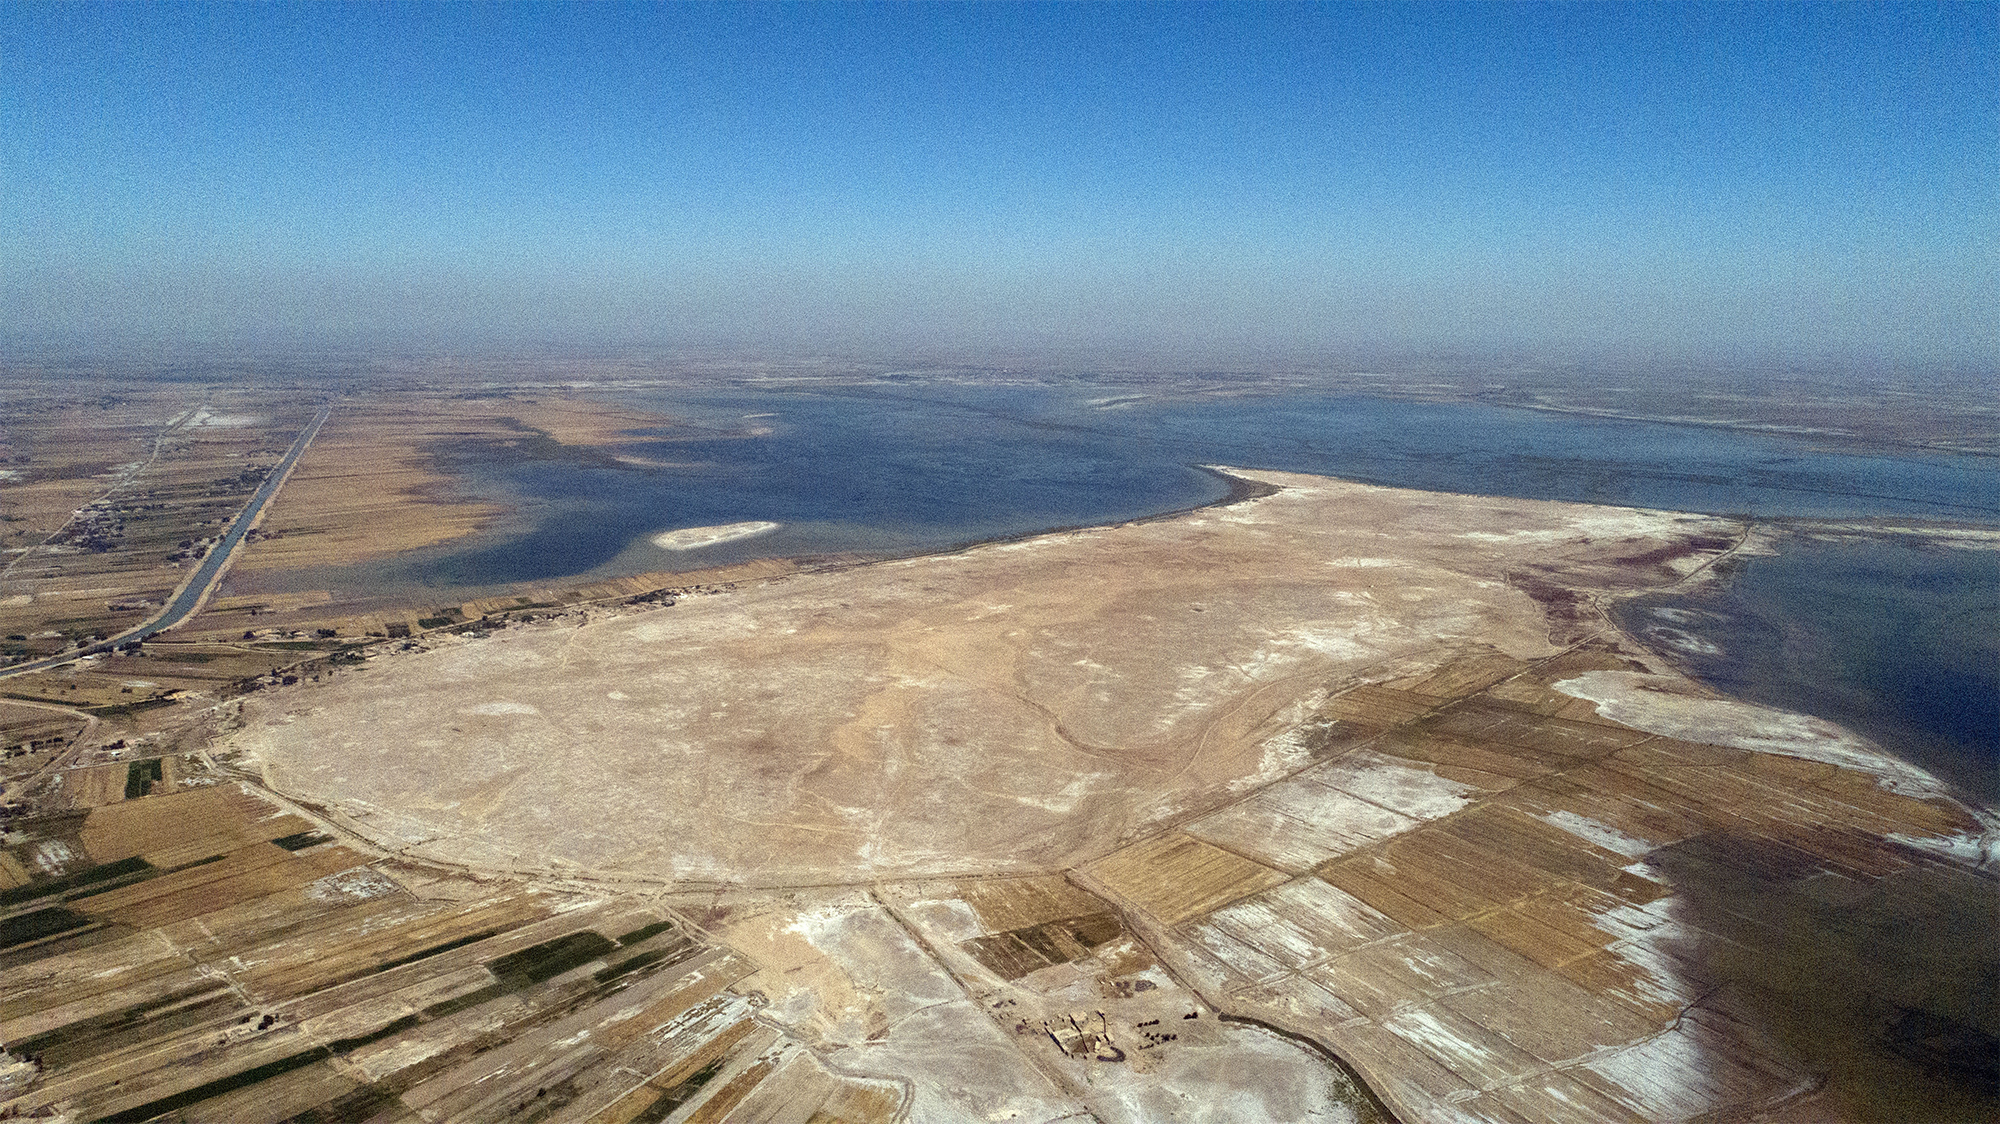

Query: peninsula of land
188 468 1990 1123
2 379 1994 1124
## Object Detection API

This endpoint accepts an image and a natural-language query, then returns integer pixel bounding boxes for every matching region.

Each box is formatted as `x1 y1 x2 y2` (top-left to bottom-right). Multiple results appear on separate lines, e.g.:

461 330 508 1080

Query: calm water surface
1617 538 2000 802
367 384 1999 583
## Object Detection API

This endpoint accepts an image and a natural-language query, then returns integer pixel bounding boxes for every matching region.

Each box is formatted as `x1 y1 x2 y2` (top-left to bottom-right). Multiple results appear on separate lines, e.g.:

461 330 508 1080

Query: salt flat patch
650 520 779 551
1800 523 2000 550
1888 810 2000 868
1641 625 1722 656
1537 809 1659 859
1554 670 1949 797
1190 772 1418 871
1309 751 1481 821
1457 510 1693 544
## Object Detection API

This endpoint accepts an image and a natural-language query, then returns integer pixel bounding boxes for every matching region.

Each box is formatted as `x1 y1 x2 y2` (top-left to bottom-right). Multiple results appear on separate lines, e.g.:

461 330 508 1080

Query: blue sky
3 2 1994 368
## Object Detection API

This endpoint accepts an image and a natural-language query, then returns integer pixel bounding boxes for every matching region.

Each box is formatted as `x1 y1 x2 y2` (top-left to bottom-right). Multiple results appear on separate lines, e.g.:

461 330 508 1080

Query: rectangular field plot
1374 727 1576 786
54 755 191 810
1379 647 1528 700
953 874 1110 934
961 911 1123 981
1420 700 1654 759
1081 831 1290 925
0 774 843 1124
1185 771 1417 871
77 786 315 868
1319 685 1442 728
1135 633 2000 1124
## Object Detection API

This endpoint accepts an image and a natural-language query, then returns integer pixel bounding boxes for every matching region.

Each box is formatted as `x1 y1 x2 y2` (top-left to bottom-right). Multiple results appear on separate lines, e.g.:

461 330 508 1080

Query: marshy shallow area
1616 531 2000 803
1649 831 2000 1122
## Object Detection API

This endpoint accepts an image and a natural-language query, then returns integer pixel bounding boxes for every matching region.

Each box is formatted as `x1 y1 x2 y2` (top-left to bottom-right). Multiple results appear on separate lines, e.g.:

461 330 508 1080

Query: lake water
366 384 2000 583
292 381 2000 798
1616 536 2000 803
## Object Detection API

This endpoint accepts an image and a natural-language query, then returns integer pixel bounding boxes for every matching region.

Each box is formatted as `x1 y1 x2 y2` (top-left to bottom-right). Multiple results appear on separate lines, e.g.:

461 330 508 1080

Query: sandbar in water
651 521 781 551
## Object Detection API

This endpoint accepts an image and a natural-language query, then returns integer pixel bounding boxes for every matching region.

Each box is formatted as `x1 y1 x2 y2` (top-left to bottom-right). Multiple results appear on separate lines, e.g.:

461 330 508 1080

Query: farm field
1078 642 1996 1123
1 778 899 1123
5 628 1991 1120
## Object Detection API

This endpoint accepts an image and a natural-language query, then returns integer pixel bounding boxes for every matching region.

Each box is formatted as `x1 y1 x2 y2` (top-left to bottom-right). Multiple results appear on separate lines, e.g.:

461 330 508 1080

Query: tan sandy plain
231 469 1736 885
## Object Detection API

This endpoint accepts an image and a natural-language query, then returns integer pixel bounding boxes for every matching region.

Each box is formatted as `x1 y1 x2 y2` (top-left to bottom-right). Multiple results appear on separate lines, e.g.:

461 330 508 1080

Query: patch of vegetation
632 1059 728 1124
98 1043 337 1122
164 853 225 873
124 757 164 799
421 983 509 1019
487 930 617 988
17 988 244 1070
615 919 676 946
324 1014 422 1054
0 905 94 949
372 928 503 974
288 1081 406 1124
0 855 152 907
413 930 621 1021
591 941 697 985
85 695 180 717
6 983 226 1058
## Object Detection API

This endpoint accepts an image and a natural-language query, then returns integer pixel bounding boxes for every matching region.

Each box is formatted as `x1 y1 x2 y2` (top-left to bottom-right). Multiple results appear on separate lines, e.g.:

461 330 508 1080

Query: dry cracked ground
4 470 1994 1123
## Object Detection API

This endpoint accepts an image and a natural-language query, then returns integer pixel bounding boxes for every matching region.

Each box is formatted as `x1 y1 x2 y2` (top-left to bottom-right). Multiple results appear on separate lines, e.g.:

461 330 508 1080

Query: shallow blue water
395 385 1236 585
384 384 2000 588
285 383 2000 798
1107 393 1998 520
1617 539 2000 803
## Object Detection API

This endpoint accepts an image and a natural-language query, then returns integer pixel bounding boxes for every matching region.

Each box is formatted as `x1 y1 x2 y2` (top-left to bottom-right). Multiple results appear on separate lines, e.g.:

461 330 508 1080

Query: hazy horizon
5 3 1995 370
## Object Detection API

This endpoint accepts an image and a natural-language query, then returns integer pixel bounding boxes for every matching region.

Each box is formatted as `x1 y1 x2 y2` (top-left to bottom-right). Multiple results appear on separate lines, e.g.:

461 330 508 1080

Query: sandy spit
651 521 781 551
